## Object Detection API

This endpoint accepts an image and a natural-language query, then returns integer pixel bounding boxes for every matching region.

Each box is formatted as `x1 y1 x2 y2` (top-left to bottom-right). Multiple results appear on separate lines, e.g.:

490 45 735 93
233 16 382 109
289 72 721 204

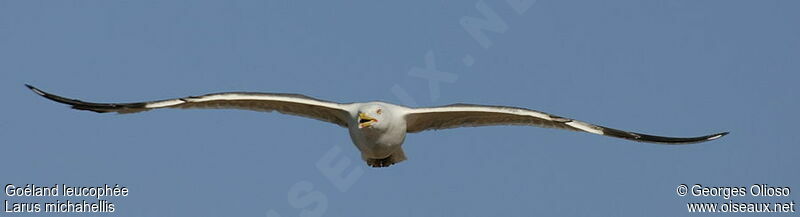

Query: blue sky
1 0 798 216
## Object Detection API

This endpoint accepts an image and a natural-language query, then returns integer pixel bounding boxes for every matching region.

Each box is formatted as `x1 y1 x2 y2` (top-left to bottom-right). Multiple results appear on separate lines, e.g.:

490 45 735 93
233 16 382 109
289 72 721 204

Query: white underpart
565 121 604 135
31 88 46 96
145 99 185 108
145 93 344 109
707 134 723 140
412 106 554 121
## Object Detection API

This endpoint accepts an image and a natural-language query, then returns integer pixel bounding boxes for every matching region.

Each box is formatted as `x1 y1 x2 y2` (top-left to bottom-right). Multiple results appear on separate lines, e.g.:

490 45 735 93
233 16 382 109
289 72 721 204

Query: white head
357 104 387 130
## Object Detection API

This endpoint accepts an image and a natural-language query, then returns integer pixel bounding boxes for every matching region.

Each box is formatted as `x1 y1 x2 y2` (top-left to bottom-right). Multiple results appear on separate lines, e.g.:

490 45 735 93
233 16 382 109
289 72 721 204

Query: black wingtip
26 85 148 113
601 126 730 144
25 84 45 96
708 132 730 140
26 85 80 108
648 131 730 144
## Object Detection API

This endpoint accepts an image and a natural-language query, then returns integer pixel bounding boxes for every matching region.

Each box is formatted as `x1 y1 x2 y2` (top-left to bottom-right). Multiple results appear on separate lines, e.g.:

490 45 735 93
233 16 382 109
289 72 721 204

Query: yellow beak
358 112 377 128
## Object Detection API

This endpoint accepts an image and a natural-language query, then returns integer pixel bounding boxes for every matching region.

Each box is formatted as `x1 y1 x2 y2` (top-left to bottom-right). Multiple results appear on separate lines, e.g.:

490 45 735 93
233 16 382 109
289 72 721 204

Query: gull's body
26 85 728 167
347 102 410 166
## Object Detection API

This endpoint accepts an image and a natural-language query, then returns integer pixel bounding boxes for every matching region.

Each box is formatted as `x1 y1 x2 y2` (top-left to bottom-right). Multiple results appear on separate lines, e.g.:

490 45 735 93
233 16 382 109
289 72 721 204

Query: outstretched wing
27 85 352 127
404 104 727 144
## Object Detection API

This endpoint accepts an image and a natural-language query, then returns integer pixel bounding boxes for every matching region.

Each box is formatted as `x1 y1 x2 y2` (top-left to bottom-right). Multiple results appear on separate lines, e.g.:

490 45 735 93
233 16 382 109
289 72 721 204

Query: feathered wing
26 85 352 127
404 104 728 144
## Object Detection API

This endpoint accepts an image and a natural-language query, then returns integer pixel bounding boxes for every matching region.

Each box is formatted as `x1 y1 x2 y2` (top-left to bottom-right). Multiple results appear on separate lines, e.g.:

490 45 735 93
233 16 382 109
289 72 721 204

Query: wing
404 103 728 144
27 84 352 127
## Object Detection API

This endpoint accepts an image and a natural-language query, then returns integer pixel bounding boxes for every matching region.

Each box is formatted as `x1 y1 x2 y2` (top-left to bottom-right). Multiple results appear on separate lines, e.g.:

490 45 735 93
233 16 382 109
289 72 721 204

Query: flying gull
26 85 728 167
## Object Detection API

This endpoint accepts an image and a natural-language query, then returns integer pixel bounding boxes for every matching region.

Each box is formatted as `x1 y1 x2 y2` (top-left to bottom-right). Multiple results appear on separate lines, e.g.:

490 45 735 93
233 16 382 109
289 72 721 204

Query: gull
26 85 728 167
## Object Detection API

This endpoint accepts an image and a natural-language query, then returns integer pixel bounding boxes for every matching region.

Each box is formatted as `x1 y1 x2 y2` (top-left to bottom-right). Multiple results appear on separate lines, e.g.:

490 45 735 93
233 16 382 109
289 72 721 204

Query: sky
1 0 798 216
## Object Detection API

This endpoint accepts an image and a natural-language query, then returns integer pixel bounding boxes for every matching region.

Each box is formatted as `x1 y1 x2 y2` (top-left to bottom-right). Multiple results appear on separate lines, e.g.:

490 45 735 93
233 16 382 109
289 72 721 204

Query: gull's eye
376 109 382 115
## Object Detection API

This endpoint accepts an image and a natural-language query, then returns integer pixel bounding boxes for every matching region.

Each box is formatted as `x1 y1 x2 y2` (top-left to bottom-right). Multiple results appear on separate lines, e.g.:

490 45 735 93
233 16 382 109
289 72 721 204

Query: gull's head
357 105 385 129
